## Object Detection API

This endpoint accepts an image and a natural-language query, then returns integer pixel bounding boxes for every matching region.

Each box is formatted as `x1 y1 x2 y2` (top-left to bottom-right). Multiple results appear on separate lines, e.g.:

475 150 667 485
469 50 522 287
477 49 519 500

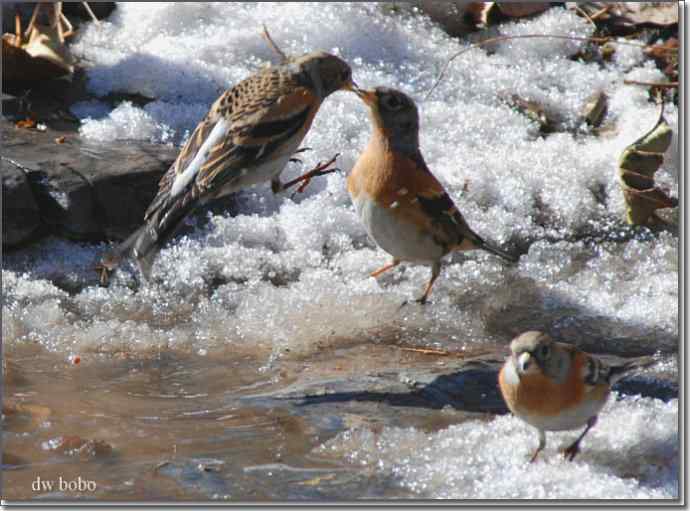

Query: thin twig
261 24 288 63
400 347 451 356
623 79 678 89
426 34 660 100
589 4 612 21
575 5 597 28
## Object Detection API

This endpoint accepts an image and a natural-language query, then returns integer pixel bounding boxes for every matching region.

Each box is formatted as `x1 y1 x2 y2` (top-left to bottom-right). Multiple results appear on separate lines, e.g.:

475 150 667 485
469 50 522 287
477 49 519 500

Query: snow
2 2 678 500
318 395 678 499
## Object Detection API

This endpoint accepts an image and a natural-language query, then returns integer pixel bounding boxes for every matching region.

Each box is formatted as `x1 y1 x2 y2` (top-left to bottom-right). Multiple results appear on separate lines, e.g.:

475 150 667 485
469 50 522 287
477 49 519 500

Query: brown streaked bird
499 331 655 462
348 86 516 304
97 49 357 284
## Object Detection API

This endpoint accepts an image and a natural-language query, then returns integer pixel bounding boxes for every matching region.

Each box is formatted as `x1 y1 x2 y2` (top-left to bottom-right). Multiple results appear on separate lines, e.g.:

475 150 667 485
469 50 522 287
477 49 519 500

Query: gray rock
1 120 178 247
25 159 102 240
1 159 41 247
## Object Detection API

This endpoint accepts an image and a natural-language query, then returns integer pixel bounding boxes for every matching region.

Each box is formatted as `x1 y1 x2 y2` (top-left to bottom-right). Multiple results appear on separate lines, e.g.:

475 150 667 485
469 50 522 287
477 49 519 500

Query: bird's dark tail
607 355 656 385
476 236 518 263
96 199 195 286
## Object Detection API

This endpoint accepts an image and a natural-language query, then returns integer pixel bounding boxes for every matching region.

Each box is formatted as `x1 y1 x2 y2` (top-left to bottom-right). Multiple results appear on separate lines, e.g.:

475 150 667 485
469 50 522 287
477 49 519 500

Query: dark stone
1 120 178 246
25 161 101 240
1 158 41 247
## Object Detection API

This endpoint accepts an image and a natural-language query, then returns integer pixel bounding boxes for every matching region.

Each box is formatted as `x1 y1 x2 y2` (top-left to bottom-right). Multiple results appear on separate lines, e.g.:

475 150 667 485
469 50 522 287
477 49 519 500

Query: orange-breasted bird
98 50 357 284
348 87 516 304
499 331 655 462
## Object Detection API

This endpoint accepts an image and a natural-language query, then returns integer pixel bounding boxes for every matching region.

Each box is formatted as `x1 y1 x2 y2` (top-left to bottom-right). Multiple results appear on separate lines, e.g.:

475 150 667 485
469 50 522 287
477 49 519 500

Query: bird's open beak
352 86 377 107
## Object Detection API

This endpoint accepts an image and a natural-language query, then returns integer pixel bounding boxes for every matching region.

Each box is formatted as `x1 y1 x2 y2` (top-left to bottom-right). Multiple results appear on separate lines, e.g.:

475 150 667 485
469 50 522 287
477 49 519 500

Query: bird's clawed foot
414 295 429 305
529 448 542 464
277 153 341 196
93 252 121 288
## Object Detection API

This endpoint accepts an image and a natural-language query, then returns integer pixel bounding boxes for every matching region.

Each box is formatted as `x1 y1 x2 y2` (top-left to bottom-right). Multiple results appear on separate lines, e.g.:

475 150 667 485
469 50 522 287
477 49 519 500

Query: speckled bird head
294 51 356 98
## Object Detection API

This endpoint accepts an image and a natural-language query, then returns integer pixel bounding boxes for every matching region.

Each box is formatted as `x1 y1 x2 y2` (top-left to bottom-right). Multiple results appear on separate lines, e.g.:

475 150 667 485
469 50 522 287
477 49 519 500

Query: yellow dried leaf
618 105 676 225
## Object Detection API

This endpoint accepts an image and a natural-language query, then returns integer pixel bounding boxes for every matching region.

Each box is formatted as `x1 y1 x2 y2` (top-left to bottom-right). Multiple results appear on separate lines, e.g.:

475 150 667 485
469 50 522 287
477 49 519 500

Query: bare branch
261 24 288 63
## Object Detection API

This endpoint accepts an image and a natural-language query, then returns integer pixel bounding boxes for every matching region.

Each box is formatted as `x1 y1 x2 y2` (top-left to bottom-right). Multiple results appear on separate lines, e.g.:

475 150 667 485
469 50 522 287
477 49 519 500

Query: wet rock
1 157 41 247
26 159 102 239
1 120 177 246
154 459 234 499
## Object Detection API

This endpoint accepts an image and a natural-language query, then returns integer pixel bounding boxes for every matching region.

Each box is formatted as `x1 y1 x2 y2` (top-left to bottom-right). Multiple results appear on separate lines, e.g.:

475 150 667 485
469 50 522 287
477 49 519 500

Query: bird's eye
383 94 402 110
538 345 550 359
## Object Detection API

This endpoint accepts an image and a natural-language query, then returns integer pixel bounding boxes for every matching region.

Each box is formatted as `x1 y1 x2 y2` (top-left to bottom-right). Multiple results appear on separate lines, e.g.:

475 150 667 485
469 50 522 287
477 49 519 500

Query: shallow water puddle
3 341 489 500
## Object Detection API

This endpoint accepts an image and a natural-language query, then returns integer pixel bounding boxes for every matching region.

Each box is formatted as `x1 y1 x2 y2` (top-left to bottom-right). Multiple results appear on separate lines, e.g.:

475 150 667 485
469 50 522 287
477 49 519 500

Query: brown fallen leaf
15 117 37 129
645 38 678 81
568 2 678 30
501 93 562 133
580 91 608 128
55 135 66 144
618 102 676 225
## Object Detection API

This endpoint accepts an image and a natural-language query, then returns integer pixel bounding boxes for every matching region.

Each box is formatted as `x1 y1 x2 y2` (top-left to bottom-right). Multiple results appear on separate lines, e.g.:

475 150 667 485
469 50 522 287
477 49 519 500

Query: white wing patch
170 119 230 198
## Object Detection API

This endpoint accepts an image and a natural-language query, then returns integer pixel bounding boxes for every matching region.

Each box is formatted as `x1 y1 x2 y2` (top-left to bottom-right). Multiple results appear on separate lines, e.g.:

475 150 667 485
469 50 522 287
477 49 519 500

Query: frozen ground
3 2 679 501
318 394 679 499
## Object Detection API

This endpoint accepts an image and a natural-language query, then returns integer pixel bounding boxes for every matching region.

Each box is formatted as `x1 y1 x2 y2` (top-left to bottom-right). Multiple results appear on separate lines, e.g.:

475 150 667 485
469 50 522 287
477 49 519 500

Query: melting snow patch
317 395 678 499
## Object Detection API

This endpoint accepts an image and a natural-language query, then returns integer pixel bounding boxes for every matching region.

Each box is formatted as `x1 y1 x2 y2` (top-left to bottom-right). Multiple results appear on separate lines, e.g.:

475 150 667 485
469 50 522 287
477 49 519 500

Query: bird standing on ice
348 86 516 304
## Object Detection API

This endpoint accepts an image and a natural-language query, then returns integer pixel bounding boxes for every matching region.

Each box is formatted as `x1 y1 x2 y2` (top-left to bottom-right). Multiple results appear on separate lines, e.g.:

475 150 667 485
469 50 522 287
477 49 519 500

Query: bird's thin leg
563 416 597 462
13 9 22 46
277 153 341 195
81 2 100 24
58 9 75 41
529 430 546 463
24 2 41 38
415 261 441 305
370 259 400 278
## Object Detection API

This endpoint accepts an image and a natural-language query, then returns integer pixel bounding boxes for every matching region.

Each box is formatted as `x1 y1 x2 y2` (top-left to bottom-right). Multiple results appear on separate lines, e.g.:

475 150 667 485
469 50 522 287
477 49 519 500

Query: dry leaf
569 2 678 29
55 136 66 144
580 91 608 128
502 93 561 133
618 104 676 225
645 38 678 80
15 117 37 129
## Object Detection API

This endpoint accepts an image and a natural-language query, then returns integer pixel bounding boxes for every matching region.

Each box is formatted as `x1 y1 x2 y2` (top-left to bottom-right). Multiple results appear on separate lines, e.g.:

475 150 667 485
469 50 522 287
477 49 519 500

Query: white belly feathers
351 191 444 263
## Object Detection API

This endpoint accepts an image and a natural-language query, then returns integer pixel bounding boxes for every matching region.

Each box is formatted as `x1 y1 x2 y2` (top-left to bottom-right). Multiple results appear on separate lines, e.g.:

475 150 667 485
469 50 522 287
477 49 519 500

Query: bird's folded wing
145 80 317 223
392 152 477 249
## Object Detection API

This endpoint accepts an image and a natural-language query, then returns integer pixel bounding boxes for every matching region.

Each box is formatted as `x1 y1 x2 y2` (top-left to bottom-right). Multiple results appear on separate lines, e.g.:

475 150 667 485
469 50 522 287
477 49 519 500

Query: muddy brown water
4 339 502 501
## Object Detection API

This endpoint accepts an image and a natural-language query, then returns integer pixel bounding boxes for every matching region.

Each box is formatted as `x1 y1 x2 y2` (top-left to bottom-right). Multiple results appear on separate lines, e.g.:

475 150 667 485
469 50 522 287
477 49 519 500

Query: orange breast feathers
499 352 609 418
348 138 454 233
